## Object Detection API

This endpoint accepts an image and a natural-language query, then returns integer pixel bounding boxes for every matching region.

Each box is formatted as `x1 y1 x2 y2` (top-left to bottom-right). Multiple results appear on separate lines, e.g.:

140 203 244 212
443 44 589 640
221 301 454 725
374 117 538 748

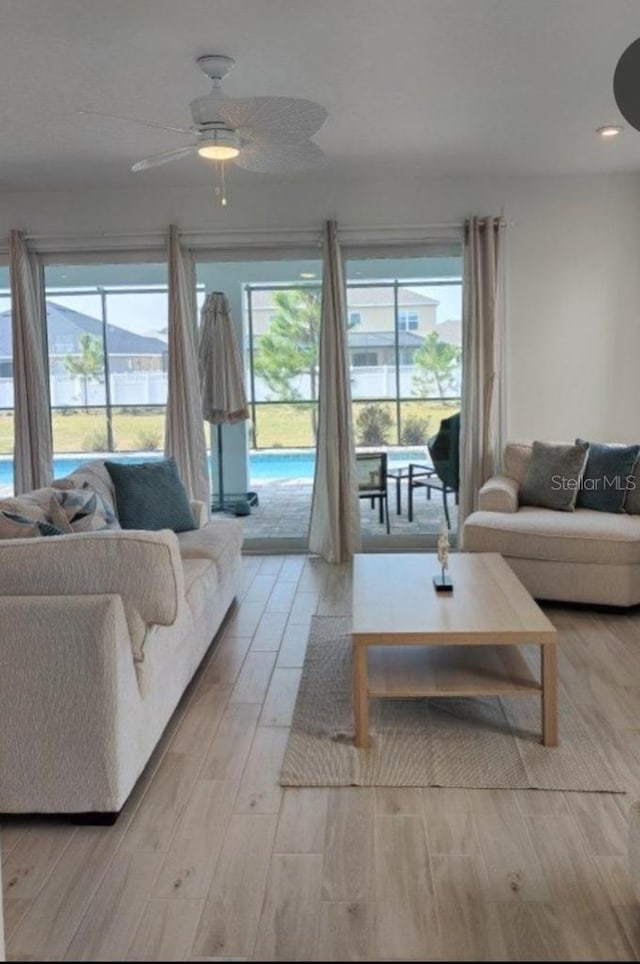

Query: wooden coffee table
352 552 558 748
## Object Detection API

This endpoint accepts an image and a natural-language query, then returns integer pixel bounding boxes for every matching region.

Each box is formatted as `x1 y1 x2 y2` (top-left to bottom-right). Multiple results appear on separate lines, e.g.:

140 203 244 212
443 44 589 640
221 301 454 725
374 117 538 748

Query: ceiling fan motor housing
190 94 226 127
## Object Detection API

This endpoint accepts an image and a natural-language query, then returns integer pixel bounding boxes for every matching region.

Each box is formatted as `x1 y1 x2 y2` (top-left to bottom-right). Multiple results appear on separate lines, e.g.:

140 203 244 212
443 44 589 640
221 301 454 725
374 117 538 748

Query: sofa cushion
105 458 196 533
183 558 218 624
503 442 533 485
575 440 640 513
177 517 243 581
0 528 185 661
463 507 640 566
520 441 588 511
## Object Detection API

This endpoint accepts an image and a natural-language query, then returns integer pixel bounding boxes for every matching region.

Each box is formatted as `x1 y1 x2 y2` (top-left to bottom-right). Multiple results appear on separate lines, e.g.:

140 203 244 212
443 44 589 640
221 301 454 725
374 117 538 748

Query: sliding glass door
345 248 463 542
196 255 323 549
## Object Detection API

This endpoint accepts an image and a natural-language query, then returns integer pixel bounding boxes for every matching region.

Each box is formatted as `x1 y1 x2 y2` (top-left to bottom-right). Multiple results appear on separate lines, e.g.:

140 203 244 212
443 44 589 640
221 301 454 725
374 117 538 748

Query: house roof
0 301 167 358
250 286 438 311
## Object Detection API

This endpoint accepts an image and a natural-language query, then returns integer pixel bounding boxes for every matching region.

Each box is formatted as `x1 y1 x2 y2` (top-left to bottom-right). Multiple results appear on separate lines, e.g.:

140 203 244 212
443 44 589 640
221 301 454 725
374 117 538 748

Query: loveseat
0 460 243 819
462 441 640 607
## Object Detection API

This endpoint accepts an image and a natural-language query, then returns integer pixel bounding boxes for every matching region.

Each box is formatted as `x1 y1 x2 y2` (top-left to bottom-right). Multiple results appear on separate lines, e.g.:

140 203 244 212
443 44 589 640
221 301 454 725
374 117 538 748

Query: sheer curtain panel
308 220 361 562
459 215 506 535
164 224 210 505
9 229 52 493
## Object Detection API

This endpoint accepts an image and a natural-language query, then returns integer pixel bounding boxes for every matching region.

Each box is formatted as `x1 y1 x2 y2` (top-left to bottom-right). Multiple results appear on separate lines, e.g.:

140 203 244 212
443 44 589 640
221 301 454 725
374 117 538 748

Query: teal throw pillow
575 439 640 513
104 458 196 533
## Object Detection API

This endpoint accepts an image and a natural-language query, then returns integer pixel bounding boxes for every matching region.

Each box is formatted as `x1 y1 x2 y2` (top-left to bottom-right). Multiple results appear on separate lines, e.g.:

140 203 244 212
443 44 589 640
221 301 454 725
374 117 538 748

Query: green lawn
0 399 460 456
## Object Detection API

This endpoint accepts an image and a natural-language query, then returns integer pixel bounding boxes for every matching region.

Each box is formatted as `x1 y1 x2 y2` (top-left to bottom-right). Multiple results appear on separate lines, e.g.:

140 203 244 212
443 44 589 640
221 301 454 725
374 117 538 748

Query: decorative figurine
433 517 453 592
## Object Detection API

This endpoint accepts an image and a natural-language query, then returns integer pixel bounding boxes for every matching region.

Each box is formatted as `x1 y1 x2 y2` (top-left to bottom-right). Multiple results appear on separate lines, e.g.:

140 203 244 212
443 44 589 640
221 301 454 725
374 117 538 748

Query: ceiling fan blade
77 109 192 135
217 97 327 143
131 145 198 172
234 140 326 174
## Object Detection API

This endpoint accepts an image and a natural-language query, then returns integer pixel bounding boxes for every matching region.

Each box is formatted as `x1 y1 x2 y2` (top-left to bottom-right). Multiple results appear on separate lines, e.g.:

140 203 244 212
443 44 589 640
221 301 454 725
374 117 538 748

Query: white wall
2 169 639 445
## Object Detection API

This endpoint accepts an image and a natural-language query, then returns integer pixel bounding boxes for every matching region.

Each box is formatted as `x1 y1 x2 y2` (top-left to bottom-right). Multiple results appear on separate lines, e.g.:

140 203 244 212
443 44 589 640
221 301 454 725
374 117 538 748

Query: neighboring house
0 301 168 376
248 285 460 368
349 331 426 367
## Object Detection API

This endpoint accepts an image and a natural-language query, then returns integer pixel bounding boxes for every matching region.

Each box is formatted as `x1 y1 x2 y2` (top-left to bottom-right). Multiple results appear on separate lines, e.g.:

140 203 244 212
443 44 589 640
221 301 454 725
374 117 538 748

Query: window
349 311 362 326
398 310 419 331
352 351 378 367
44 263 168 465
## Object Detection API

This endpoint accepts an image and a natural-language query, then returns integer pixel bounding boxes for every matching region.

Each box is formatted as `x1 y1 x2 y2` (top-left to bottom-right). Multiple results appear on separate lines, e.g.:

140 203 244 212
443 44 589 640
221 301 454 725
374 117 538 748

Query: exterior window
352 351 378 367
349 311 362 326
398 310 419 331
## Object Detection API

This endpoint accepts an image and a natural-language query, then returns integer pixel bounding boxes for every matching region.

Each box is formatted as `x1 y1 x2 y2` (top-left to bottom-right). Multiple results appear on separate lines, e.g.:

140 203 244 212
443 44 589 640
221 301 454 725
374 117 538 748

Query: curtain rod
0 218 511 256
18 219 510 242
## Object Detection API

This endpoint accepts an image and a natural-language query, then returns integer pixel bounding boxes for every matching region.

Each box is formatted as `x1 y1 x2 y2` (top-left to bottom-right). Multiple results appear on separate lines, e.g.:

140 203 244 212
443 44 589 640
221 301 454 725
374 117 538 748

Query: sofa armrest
477 475 520 513
190 499 209 528
0 593 141 813
0 529 184 659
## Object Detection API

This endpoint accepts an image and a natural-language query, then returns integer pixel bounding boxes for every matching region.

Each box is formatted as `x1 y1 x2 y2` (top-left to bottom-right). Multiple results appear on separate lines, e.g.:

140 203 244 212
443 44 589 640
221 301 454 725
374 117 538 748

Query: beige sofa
462 441 640 607
0 461 243 820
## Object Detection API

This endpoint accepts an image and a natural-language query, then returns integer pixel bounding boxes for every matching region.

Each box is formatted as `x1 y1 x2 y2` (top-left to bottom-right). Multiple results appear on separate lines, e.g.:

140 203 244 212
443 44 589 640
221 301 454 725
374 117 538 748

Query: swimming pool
0 448 427 488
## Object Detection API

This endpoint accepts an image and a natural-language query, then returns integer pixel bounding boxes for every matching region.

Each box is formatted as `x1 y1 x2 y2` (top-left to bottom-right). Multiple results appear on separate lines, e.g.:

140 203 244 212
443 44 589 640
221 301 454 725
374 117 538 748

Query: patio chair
356 451 390 534
408 412 460 529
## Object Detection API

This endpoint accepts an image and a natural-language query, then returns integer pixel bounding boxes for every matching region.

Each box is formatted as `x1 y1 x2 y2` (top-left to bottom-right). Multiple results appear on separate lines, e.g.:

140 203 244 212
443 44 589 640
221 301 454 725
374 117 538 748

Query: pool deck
240 477 458 542
0 474 458 543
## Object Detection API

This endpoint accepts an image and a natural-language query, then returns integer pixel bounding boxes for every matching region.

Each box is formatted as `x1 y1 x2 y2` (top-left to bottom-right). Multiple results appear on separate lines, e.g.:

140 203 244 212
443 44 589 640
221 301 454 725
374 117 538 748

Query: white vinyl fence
0 372 168 409
0 364 462 410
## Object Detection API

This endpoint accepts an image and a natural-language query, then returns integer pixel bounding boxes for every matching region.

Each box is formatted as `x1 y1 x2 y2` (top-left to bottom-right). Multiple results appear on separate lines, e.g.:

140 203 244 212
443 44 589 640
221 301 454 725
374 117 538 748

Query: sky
0 266 461 341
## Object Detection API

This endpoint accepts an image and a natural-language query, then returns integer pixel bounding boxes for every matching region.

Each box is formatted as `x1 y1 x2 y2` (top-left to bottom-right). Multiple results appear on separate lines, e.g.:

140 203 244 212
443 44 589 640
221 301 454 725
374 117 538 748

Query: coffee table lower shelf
352 642 556 748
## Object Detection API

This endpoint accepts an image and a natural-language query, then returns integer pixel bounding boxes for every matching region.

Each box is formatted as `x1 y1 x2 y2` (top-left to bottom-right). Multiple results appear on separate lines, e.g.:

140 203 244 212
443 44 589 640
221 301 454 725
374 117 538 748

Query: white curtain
9 229 53 494
459 216 506 531
164 224 210 505
308 220 361 562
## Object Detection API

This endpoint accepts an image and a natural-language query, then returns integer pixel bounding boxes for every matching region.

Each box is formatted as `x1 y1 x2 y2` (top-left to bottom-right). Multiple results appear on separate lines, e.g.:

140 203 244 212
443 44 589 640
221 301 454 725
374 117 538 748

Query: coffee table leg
353 642 369 748
541 642 558 747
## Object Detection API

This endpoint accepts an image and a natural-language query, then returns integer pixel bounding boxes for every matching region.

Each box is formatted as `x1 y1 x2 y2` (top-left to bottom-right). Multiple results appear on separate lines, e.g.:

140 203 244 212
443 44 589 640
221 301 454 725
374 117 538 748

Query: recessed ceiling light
596 124 623 138
300 272 316 279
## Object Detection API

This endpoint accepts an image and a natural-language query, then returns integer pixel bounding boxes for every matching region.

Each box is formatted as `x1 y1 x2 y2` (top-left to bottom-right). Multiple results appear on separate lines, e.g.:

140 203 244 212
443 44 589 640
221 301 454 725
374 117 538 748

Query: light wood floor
2 554 640 961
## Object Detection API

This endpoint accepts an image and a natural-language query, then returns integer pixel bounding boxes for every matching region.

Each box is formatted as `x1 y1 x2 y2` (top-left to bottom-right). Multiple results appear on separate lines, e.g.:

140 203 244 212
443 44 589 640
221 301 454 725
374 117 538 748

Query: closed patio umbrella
198 291 249 512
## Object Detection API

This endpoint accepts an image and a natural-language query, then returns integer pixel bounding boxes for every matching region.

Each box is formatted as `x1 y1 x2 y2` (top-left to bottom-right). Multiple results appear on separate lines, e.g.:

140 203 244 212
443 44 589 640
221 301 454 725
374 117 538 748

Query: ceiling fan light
197 128 240 160
596 124 623 138
198 143 240 159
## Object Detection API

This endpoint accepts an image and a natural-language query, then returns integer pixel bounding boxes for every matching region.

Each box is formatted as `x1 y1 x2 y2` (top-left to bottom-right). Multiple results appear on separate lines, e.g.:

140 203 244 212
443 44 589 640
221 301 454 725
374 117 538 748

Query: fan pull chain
214 161 228 206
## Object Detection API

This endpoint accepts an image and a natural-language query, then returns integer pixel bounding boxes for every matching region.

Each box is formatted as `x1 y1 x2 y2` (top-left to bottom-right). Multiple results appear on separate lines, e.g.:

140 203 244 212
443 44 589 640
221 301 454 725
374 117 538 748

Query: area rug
280 616 623 792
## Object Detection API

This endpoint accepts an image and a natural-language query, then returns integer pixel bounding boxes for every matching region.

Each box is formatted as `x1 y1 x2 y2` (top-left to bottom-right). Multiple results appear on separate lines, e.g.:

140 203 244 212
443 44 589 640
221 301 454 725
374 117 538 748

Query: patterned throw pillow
48 487 119 533
0 510 64 539
0 487 57 525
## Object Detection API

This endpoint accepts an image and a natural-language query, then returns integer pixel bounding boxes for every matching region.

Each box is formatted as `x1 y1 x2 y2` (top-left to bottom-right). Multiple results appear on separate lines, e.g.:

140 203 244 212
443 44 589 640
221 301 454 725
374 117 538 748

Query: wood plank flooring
2 554 640 961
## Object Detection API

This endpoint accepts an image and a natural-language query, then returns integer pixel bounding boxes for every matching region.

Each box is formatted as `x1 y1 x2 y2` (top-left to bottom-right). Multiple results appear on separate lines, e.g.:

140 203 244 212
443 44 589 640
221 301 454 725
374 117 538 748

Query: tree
355 403 393 446
412 330 461 402
253 289 322 440
64 333 105 411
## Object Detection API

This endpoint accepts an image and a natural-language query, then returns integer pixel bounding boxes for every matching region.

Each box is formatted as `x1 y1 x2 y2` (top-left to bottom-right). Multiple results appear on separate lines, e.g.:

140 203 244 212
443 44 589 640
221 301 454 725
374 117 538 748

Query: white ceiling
1 0 640 192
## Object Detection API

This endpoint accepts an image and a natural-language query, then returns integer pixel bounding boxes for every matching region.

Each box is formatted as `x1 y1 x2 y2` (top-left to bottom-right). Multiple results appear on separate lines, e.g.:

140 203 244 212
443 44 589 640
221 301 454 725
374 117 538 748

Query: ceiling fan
78 55 328 203
614 38 640 133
